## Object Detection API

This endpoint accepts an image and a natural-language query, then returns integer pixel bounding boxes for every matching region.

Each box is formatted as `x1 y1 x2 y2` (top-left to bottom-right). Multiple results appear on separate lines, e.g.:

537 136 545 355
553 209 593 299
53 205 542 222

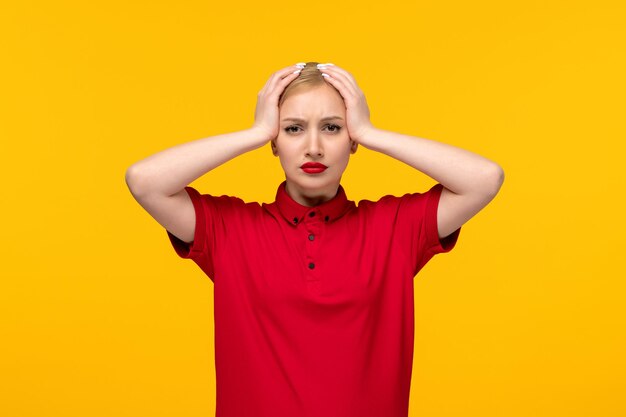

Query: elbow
125 164 148 197
485 163 505 197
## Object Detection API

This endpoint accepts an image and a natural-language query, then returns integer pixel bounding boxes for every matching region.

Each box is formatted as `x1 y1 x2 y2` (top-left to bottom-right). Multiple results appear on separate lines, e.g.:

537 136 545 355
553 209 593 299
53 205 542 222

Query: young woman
125 62 504 417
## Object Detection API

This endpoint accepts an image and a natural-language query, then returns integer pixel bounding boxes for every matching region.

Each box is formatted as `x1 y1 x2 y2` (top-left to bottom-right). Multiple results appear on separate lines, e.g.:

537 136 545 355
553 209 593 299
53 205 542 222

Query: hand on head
316 64 374 145
252 64 304 142
252 62 374 146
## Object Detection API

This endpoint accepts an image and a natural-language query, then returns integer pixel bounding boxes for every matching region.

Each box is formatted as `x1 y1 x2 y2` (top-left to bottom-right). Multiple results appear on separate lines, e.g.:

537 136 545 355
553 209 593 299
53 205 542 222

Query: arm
316 64 504 241
125 64 304 243
359 127 505 239
124 127 270 243
318 64 504 239
125 127 269 197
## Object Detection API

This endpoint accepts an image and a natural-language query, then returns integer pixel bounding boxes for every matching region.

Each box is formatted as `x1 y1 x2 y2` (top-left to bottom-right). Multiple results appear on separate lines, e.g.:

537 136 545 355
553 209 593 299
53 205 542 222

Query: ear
271 140 279 156
350 140 358 154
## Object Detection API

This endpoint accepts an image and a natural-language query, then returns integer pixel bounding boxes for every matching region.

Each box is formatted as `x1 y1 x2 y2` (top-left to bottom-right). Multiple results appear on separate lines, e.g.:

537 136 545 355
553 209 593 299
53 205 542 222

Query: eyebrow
281 116 344 123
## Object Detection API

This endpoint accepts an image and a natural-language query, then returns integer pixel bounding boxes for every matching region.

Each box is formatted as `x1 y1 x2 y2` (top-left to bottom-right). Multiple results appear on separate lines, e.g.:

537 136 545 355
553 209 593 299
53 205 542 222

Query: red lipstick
300 162 328 174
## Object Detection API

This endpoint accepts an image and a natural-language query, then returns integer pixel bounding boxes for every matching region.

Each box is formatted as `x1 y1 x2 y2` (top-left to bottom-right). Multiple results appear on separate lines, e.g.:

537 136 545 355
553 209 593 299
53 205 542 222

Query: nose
305 131 323 158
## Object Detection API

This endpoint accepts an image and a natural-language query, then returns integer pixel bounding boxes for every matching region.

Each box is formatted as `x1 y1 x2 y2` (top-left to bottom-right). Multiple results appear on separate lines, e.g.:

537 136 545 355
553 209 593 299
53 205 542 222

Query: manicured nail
321 73 330 78
295 62 306 66
292 69 301 74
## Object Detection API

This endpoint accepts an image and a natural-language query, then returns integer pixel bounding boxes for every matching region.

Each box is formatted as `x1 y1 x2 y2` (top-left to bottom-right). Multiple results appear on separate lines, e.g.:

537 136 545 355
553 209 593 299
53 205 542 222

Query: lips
301 162 327 174
301 162 328 169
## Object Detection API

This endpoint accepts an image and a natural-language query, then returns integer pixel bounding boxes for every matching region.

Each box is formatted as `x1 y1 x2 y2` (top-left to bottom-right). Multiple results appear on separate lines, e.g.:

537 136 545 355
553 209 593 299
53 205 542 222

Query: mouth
300 162 328 174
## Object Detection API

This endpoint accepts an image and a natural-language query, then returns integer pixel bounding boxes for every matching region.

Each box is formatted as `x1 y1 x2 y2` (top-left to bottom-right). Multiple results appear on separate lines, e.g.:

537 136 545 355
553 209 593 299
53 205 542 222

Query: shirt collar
268 180 355 226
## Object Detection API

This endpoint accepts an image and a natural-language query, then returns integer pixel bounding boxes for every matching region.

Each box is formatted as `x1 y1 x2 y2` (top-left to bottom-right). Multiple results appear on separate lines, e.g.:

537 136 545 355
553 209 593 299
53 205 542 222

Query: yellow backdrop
2 1 624 416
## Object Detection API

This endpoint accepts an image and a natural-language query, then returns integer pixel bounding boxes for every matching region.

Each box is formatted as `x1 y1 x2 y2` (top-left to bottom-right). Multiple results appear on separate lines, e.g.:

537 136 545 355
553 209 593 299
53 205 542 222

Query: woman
125 62 504 417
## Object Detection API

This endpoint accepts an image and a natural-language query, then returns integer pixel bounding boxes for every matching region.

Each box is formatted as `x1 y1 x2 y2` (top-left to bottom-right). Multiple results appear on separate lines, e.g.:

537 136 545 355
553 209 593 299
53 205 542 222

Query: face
272 84 358 207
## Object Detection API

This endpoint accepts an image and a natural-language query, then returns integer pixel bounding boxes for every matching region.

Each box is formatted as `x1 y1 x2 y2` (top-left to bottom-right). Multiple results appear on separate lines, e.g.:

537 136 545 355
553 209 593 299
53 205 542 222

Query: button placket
304 210 322 284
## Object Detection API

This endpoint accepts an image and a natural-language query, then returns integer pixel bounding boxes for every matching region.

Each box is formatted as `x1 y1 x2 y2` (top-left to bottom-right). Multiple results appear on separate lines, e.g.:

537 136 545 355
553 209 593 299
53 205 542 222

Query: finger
260 65 302 96
320 71 356 104
260 66 293 95
319 67 357 96
267 68 302 99
320 69 357 102
260 66 296 95
318 65 360 92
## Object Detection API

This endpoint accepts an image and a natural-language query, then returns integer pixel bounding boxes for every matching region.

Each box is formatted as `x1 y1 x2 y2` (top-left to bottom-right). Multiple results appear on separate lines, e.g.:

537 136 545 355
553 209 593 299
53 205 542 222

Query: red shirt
167 180 461 417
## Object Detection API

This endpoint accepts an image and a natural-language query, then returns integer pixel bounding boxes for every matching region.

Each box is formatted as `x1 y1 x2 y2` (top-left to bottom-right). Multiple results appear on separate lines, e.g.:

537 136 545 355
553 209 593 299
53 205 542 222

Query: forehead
280 85 345 118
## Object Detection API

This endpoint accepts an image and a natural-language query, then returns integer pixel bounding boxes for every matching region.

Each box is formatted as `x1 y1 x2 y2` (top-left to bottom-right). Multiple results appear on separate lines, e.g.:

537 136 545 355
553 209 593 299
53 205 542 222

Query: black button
309 211 316 217
308 234 315 241
293 217 299 224
324 215 329 222
308 262 315 269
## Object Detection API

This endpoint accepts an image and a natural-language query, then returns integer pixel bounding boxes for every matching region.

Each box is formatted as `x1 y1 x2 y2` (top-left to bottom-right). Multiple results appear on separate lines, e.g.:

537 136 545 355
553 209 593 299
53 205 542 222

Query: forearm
360 127 504 195
125 127 269 197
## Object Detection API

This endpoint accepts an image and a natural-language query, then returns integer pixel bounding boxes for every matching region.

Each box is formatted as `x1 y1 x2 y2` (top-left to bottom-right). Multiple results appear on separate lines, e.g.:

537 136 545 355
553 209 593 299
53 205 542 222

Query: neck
285 181 339 207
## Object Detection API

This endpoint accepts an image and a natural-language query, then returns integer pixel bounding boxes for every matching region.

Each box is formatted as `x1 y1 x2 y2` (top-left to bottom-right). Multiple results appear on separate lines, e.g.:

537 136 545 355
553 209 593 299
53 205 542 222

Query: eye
325 124 342 133
284 125 301 133
284 124 342 134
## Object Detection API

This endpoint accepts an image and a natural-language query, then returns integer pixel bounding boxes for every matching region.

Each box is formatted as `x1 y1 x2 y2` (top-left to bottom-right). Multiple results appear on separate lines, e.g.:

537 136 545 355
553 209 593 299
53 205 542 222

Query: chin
300 175 341 191
290 172 327 185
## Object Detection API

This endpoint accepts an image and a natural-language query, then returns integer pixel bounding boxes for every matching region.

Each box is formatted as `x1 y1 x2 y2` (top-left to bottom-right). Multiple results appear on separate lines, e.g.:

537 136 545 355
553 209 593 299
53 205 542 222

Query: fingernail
321 73 330 78
295 62 306 66
292 69 301 74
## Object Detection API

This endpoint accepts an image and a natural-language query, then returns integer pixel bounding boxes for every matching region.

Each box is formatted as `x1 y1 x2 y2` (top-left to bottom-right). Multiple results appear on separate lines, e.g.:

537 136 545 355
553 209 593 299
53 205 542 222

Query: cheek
276 145 300 165
333 140 352 157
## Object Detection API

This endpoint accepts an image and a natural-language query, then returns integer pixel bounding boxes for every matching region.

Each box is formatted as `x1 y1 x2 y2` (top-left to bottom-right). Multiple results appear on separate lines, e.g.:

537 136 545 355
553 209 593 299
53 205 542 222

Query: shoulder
356 185 435 212
187 187 263 217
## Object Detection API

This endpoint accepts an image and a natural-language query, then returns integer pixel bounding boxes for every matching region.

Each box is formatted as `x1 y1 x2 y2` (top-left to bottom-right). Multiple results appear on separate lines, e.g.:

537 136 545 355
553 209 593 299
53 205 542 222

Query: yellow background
2 0 624 416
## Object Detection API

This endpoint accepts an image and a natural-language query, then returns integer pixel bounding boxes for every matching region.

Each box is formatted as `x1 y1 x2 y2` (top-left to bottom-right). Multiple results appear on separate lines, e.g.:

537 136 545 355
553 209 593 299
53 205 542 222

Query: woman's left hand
317 64 375 144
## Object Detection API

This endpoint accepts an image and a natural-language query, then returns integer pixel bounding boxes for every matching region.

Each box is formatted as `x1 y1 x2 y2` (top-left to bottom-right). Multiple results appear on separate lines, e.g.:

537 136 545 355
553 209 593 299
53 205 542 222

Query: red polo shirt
167 180 460 417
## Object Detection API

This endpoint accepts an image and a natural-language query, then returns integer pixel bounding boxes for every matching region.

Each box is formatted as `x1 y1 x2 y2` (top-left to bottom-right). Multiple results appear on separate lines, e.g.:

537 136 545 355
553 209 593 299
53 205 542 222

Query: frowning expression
272 84 357 206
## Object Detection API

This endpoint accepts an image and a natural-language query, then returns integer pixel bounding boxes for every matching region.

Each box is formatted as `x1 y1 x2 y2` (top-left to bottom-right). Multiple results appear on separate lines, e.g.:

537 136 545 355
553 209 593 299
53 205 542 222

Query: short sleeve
397 183 461 275
166 186 222 281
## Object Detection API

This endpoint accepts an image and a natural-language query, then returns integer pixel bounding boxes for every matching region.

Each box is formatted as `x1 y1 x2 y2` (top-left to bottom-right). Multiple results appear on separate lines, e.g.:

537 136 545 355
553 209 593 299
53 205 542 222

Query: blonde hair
278 62 329 108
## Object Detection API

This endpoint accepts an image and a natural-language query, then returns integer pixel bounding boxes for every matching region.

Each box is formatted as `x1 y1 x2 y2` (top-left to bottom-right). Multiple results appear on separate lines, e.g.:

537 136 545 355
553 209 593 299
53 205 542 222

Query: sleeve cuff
425 183 461 254
166 186 206 260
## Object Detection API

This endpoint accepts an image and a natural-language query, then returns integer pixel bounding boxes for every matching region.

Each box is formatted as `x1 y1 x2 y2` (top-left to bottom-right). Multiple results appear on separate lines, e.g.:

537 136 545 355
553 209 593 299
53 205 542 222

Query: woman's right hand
252 64 303 142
